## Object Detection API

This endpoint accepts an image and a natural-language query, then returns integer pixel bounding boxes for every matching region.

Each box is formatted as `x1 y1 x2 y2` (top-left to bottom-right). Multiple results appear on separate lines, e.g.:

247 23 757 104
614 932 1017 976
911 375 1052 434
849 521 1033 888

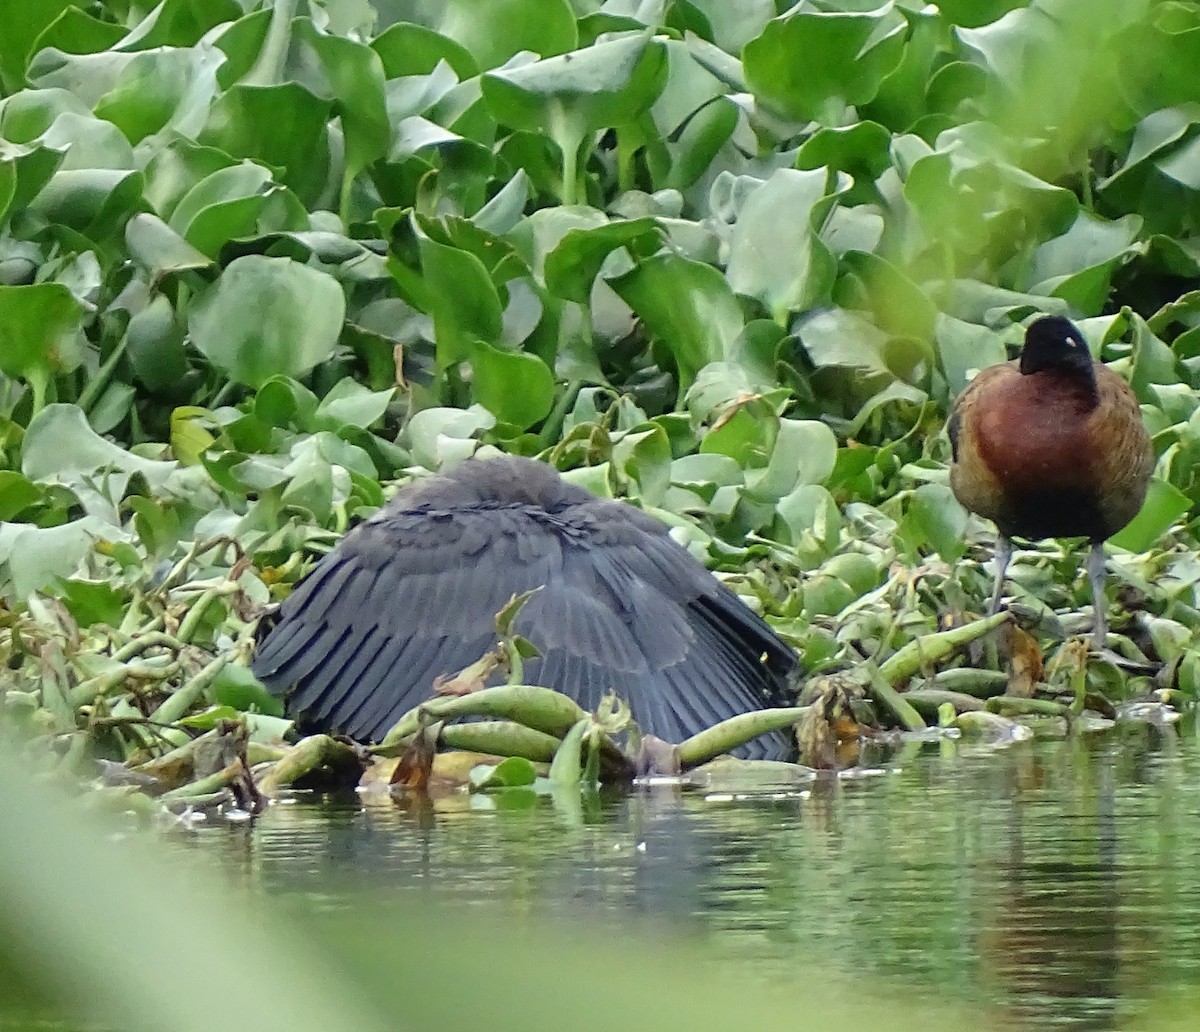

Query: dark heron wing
251 456 798 760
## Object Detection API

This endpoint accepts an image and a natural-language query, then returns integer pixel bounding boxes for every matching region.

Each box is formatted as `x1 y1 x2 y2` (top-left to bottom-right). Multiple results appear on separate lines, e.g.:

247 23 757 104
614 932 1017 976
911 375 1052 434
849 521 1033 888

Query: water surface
186 724 1200 1031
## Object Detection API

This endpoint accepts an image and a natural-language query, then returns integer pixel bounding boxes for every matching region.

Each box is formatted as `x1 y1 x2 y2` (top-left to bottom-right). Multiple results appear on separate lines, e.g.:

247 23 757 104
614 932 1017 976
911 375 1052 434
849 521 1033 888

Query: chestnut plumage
948 316 1154 646
252 455 798 760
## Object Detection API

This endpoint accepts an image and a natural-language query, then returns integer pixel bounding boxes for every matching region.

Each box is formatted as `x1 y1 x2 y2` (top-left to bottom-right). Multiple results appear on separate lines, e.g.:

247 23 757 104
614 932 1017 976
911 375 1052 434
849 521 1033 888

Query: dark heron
252 454 799 759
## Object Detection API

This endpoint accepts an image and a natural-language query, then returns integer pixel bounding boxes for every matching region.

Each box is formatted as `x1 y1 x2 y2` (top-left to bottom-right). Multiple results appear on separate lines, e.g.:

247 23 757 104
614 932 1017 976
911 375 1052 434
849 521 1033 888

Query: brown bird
251 454 798 759
947 315 1154 647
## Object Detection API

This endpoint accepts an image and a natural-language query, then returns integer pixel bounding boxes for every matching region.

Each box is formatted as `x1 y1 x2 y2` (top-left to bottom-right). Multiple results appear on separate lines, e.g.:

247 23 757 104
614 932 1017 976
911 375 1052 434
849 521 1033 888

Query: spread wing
252 492 797 761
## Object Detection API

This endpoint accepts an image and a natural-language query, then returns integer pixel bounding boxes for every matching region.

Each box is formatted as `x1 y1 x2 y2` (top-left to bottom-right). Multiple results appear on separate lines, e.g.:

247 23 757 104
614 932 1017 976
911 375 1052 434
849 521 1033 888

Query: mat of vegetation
1 0 1197 807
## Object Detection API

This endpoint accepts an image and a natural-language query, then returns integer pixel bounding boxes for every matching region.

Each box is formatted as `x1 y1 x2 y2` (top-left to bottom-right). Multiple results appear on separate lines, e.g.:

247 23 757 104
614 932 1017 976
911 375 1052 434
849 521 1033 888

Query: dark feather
252 455 800 759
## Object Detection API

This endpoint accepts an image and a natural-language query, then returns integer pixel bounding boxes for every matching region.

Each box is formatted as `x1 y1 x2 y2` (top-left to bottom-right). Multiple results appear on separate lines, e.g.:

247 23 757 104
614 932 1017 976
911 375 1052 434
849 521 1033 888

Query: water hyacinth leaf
313 378 394 430
125 295 189 392
295 22 390 202
188 255 346 388
198 83 332 205
0 0 78 93
57 577 125 628
87 381 136 434
115 0 242 49
434 0 577 70
483 34 667 134
411 235 504 367
745 418 836 501
254 376 320 429
1126 312 1181 402
726 168 846 322
28 167 144 240
0 282 84 379
797 121 892 201
405 406 495 469
0 471 41 521
165 160 274 250
1110 479 1190 553
22 404 177 486
907 122 1079 241
687 0 775 53
470 755 539 789
1 516 121 597
469 339 555 430
608 253 742 391
905 483 969 563
0 140 64 218
743 3 907 123
32 7 126 57
472 168 531 235
1026 212 1144 315
124 213 211 278
1116 4 1200 113
482 34 667 202
659 95 739 191
141 137 234 221
543 217 660 304
836 251 938 342
169 406 217 467
371 22 478 78
93 46 224 145
211 664 286 717
796 308 891 378
935 314 1009 397
39 111 134 170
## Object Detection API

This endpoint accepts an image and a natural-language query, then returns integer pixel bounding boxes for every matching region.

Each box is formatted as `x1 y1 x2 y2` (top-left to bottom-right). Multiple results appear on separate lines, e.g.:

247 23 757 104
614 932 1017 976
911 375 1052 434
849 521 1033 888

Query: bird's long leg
989 534 1014 615
1087 541 1108 648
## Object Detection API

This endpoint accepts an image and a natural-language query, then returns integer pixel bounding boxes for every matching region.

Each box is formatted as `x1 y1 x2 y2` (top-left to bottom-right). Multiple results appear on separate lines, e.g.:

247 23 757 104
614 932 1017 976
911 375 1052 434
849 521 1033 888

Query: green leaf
125 296 189 393
744 4 907 123
93 46 224 145
188 255 346 388
1026 211 1143 315
905 483 969 563
0 471 41 521
469 755 539 789
313 378 395 430
371 22 478 78
1109 478 1190 553
608 253 742 391
408 233 504 367
23 404 176 487
433 0 577 71
213 665 286 717
470 339 555 430
198 83 332 205
296 22 390 210
0 0 77 94
0 282 84 379
543 217 660 304
482 34 667 203
125 213 211 278
57 578 125 629
725 168 847 322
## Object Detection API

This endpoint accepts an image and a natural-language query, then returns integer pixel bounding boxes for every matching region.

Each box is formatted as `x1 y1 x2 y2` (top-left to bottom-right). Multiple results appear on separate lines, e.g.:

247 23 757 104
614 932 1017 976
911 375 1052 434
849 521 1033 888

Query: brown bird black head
947 314 1155 648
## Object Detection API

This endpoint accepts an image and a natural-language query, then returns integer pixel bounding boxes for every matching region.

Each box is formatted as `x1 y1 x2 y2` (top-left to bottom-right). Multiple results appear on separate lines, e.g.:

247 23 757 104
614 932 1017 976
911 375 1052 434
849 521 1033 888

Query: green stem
78 335 128 414
560 136 579 207
27 367 49 417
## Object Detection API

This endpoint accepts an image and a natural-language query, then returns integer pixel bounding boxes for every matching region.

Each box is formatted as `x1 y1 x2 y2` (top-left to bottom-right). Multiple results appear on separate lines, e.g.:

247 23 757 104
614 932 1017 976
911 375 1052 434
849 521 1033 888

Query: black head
1019 316 1094 377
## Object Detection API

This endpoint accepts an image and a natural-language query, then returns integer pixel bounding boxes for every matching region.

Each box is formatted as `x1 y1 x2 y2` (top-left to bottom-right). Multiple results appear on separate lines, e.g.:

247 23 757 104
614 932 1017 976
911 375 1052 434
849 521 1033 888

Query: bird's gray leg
1087 541 1108 648
989 535 1013 615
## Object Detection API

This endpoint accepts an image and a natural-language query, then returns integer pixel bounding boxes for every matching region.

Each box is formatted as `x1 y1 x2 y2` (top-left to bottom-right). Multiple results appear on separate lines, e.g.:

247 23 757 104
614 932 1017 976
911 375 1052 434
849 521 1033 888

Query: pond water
184 724 1200 1031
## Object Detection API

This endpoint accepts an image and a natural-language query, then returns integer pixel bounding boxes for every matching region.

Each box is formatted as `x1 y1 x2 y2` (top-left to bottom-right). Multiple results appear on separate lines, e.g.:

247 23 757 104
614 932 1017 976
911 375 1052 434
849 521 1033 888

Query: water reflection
186 724 1200 1032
